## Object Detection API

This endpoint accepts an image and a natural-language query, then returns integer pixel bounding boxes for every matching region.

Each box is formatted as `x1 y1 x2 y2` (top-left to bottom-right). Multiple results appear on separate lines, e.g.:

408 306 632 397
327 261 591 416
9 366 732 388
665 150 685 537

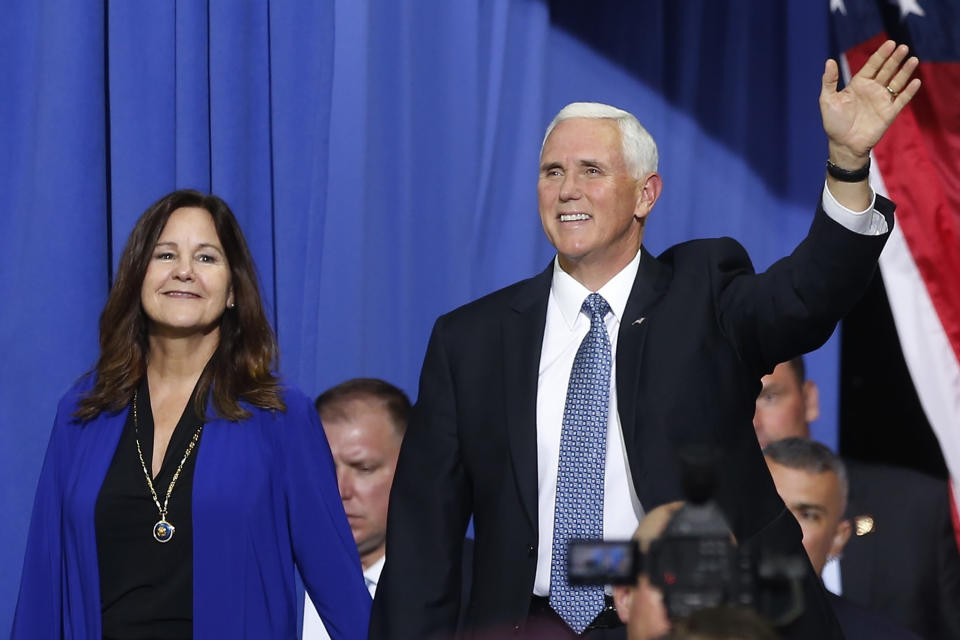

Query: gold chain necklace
132 389 203 543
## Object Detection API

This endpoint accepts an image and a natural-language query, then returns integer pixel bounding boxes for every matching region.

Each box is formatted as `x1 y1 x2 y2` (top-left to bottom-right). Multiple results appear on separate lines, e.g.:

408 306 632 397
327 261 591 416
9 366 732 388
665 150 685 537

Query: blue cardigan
12 377 371 639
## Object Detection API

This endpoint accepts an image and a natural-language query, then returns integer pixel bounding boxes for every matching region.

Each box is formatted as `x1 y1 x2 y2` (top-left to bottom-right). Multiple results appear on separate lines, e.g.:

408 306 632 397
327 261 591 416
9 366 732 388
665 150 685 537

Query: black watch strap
826 158 870 182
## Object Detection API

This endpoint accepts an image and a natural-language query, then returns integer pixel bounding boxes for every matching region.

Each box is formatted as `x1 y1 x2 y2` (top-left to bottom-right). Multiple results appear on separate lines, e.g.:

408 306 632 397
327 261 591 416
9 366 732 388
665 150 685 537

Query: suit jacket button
513 624 522 633
526 544 535 557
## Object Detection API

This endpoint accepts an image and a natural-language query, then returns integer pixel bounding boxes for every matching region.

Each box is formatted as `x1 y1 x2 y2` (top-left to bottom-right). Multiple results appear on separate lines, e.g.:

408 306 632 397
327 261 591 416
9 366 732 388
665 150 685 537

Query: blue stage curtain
0 0 833 631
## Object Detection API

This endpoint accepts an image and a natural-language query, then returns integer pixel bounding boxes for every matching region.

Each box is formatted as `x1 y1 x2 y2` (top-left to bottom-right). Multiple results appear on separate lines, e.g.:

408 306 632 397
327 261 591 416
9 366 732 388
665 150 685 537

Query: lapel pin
632 317 646 326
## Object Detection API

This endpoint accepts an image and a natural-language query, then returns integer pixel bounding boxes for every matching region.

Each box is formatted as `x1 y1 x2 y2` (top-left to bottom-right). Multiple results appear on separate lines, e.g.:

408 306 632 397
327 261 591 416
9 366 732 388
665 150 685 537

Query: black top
95 377 204 640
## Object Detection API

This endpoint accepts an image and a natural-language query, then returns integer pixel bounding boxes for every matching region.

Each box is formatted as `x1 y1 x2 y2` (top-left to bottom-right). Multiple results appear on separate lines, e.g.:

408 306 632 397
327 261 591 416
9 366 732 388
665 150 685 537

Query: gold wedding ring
886 85 899 98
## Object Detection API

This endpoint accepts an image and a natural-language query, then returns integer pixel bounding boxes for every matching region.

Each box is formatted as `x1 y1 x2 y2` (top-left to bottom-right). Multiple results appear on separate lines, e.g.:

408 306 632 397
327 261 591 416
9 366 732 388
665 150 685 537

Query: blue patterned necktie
549 293 612 634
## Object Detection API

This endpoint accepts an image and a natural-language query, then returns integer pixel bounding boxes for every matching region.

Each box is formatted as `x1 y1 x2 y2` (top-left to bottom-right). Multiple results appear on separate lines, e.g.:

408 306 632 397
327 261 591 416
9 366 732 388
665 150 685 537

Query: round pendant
153 519 175 543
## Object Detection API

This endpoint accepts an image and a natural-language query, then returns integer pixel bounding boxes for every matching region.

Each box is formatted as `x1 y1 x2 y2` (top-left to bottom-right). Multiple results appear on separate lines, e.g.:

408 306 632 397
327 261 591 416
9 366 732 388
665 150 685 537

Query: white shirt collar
364 554 386 590
550 248 643 328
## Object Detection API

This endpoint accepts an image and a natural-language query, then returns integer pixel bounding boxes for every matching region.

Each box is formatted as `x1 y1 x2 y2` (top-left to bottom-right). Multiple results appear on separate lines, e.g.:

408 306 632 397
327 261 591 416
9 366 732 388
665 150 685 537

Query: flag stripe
846 34 960 366
840 31 960 551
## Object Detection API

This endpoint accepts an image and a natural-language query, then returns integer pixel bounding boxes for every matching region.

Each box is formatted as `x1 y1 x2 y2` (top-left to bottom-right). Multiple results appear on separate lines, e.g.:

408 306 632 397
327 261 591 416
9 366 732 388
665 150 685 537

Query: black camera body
567 454 806 627
644 501 756 618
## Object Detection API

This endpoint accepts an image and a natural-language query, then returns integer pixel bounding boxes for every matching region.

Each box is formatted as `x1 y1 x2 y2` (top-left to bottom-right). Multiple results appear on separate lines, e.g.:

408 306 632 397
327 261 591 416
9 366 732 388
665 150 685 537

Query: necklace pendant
153 519 175 543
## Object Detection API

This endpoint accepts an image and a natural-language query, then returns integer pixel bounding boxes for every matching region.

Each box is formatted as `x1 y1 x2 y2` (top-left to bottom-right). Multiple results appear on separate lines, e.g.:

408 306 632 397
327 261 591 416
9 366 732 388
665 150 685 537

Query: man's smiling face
537 117 648 284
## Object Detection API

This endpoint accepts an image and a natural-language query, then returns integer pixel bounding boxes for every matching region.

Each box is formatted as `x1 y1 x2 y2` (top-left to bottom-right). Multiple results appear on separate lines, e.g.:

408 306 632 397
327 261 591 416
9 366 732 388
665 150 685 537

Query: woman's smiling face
140 206 234 338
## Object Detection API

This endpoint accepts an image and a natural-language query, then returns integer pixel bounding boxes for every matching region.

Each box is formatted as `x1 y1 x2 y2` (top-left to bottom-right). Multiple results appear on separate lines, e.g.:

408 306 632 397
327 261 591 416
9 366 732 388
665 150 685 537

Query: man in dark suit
841 461 960 640
763 438 920 640
303 379 410 639
372 42 920 639
301 379 474 639
754 358 960 640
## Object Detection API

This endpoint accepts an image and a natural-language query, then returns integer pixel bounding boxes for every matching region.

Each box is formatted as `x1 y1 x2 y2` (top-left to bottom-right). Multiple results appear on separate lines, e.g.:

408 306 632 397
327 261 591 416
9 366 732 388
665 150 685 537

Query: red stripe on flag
846 34 960 366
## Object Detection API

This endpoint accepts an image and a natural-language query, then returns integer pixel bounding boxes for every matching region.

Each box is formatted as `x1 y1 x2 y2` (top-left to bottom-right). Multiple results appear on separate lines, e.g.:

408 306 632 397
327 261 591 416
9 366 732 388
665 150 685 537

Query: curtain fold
1 2 109 626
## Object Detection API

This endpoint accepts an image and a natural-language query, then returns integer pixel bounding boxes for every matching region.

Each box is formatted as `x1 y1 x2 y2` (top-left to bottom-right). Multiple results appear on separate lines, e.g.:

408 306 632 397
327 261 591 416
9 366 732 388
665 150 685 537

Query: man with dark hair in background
755 365 960 639
763 438 919 639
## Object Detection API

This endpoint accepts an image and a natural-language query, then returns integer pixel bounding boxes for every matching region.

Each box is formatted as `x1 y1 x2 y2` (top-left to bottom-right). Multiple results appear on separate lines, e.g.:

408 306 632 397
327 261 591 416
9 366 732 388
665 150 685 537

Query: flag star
891 0 926 19
830 0 847 15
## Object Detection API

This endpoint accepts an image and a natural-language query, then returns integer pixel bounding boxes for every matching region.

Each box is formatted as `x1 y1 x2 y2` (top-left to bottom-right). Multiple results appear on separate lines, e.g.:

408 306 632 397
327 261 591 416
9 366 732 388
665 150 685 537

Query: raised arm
820 40 921 210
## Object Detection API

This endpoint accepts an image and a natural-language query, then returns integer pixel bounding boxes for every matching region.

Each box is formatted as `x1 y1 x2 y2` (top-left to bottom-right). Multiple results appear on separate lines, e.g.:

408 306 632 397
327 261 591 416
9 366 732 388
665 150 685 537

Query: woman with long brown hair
13 190 370 638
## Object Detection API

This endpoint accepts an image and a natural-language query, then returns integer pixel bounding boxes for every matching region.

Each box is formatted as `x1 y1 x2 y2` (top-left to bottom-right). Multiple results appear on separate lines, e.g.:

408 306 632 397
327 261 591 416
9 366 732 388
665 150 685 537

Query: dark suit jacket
840 461 960 640
371 197 894 640
828 592 921 640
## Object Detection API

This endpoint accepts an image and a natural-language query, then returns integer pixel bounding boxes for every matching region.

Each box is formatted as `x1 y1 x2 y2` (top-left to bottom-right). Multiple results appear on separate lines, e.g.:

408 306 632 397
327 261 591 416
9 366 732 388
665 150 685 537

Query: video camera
567 449 806 627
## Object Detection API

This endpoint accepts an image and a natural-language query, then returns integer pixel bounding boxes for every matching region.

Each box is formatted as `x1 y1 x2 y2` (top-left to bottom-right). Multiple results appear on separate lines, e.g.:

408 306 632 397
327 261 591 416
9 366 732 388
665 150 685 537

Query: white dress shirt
532 183 883 596
822 556 843 595
533 249 645 595
303 555 383 639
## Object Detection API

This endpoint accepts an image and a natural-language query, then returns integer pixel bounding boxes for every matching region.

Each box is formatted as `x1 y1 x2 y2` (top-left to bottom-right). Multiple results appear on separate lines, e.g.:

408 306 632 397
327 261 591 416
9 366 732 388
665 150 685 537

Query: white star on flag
830 0 847 15
891 0 926 20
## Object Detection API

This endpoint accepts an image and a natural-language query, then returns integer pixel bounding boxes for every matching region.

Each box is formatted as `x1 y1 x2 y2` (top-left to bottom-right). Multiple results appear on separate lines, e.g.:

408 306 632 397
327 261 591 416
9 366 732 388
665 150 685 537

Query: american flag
830 0 960 548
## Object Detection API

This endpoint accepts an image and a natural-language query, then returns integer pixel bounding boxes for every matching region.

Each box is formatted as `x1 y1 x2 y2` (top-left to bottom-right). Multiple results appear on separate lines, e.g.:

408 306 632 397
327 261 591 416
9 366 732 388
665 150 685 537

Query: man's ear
830 518 853 559
802 379 820 424
634 172 663 223
612 584 635 624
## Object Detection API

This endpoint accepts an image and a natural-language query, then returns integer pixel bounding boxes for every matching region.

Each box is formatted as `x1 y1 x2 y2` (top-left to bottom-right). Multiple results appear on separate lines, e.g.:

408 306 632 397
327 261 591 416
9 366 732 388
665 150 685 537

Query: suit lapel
617 248 671 463
503 264 552 533
500 252 670 531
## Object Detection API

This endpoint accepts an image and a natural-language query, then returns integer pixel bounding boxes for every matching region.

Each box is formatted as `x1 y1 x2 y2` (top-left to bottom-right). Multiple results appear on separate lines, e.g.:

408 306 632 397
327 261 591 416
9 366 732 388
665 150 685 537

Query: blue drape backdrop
0 1 832 631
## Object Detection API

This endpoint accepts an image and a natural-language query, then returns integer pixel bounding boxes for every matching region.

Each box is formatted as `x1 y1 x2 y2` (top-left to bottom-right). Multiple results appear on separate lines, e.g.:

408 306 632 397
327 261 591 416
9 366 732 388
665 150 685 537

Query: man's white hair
541 102 659 179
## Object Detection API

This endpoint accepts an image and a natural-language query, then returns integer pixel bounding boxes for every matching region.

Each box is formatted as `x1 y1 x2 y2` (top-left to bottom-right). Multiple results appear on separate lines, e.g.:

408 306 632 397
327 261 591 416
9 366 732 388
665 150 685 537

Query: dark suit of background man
754 358 960 639
371 42 921 640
